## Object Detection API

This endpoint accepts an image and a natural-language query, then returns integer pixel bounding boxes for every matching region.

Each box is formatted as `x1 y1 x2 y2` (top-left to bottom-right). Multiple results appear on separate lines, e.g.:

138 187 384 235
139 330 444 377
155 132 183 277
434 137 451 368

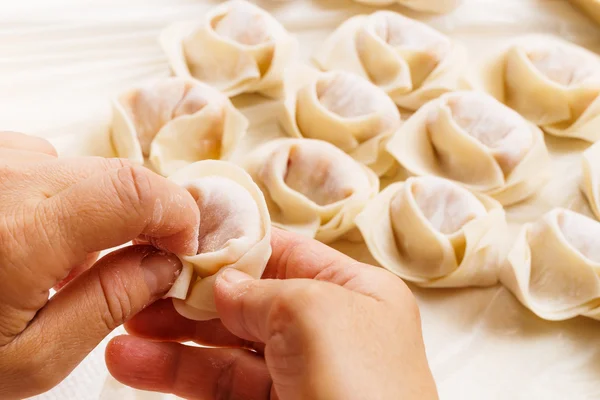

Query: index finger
35 165 199 283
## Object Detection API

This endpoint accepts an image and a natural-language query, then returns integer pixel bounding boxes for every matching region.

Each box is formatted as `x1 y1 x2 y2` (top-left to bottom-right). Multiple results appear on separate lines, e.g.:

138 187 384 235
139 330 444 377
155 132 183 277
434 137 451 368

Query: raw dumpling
479 35 600 141
111 77 248 177
313 11 468 110
160 0 298 98
350 0 462 13
501 208 600 321
164 160 272 321
582 141 600 219
568 0 600 25
281 69 402 176
386 91 551 205
243 138 379 243
356 176 507 287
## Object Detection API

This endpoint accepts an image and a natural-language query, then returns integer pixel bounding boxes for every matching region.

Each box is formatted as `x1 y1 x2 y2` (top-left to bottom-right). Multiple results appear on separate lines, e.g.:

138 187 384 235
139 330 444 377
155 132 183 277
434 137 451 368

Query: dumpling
281 69 402 176
582 141 600 219
313 11 468 110
243 138 379 243
356 176 507 287
349 0 462 13
164 160 272 321
501 208 600 321
568 0 600 26
160 0 298 98
111 77 248 177
386 91 551 205
479 35 600 141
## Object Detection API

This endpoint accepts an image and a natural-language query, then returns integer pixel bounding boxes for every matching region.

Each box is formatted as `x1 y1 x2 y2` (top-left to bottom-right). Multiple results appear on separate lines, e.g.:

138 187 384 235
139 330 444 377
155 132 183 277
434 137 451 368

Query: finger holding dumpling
160 0 298 98
386 91 551 206
163 160 272 321
501 208 600 321
111 77 248 176
243 138 379 244
313 11 468 111
355 176 507 287
479 35 600 141
280 67 402 176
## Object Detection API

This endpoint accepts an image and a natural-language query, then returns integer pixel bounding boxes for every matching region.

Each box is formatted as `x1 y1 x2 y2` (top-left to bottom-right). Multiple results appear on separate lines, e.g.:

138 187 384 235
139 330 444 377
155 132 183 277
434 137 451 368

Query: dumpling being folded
501 208 600 321
356 176 507 287
479 35 600 141
313 11 467 110
281 69 402 176
164 160 272 321
386 91 551 205
160 0 298 98
349 0 462 13
111 77 248 177
243 138 379 243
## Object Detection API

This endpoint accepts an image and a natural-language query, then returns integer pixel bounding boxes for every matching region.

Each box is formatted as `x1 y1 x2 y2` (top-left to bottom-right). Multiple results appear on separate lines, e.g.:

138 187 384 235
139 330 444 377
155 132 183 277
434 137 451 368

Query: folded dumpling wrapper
280 68 402 176
111 77 248 177
313 11 468 111
386 91 551 206
478 35 600 141
164 160 272 321
568 0 600 25
160 0 298 98
244 138 379 243
350 0 462 13
582 141 600 219
356 176 507 287
501 208 600 321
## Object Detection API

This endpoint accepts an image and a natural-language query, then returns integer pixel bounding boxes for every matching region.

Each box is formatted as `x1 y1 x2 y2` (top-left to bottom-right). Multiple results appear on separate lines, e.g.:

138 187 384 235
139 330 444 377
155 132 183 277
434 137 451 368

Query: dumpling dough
160 0 298 98
243 138 379 243
350 0 462 13
501 208 600 321
356 176 507 287
386 91 551 206
568 0 600 25
313 11 468 110
164 160 272 321
281 69 402 176
111 77 248 177
479 35 600 141
582 141 600 219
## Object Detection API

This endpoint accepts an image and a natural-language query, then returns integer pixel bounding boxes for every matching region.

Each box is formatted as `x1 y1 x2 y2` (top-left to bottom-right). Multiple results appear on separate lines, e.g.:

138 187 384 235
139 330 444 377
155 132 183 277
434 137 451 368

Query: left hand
0 131 201 399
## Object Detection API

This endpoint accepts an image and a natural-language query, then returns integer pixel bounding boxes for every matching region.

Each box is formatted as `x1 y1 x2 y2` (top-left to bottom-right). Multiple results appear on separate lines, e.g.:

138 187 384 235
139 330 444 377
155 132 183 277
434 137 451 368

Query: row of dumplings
150 144 600 323
106 1 600 322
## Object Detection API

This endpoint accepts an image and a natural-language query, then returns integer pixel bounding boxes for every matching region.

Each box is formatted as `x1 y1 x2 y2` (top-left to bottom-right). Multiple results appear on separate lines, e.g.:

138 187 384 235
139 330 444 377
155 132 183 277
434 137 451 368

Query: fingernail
141 251 183 297
220 268 253 285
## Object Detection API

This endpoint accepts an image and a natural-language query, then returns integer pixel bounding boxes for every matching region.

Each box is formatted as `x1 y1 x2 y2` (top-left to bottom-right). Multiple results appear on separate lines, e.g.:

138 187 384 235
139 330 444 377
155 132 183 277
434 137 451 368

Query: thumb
7 245 181 396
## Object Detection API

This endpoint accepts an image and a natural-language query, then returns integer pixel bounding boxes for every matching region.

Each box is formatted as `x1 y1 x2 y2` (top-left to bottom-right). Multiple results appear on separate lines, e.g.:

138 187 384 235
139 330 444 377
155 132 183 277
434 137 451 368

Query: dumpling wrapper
159 0 298 98
164 160 272 321
244 138 379 243
568 0 600 25
111 77 248 177
349 0 462 13
478 35 600 141
280 68 402 176
356 176 507 287
582 140 600 219
313 11 468 111
501 208 600 321
386 91 551 206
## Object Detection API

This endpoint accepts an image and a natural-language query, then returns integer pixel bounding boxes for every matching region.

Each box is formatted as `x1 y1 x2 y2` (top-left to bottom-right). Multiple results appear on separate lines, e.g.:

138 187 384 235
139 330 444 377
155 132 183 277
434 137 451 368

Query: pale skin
0 131 438 400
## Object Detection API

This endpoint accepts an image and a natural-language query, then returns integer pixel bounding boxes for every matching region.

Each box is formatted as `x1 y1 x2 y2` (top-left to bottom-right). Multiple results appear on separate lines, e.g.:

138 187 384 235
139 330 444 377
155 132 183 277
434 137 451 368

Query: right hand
106 228 438 400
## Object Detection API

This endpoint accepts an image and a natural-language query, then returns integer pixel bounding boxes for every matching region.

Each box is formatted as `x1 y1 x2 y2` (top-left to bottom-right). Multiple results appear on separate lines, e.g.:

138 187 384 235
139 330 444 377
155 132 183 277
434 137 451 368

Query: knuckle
110 166 155 215
215 355 239 400
95 268 134 331
267 284 324 335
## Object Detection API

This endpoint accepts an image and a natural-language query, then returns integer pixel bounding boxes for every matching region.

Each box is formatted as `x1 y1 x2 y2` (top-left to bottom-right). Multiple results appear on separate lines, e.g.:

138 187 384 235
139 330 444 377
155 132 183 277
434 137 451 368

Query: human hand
0 131 200 399
106 228 438 400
